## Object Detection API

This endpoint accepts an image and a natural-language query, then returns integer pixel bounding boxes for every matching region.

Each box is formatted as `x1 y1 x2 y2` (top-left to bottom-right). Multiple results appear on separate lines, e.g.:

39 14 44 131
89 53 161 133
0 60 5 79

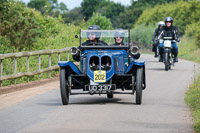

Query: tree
28 0 68 15
62 7 84 25
28 0 50 14
81 0 103 20
59 2 68 13
97 1 125 28
86 13 113 30
116 8 142 29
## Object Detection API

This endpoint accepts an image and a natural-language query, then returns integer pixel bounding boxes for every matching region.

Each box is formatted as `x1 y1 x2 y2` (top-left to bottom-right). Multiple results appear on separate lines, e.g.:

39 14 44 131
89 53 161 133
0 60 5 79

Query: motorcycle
159 37 176 71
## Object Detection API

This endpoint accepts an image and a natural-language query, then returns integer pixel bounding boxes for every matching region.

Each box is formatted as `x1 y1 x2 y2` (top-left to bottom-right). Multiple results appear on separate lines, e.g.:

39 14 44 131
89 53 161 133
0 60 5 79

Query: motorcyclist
157 17 180 62
72 25 107 61
152 21 165 57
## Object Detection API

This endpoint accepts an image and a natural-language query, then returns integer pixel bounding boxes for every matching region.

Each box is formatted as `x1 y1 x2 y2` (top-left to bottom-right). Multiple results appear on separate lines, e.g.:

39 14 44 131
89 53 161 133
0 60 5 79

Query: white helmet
158 21 165 27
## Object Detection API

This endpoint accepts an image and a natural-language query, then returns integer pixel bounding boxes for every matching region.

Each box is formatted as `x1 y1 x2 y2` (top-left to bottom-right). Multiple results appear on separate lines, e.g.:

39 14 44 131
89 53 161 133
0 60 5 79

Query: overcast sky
21 0 132 10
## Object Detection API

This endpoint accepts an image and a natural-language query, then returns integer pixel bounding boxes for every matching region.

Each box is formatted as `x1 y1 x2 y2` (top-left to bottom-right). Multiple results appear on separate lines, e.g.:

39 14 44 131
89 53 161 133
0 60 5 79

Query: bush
185 21 200 47
135 0 200 35
0 0 87 86
86 13 113 30
130 24 156 49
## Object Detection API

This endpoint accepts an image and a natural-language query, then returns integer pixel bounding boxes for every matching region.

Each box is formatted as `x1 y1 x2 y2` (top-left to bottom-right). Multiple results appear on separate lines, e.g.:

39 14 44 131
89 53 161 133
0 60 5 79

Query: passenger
113 29 125 46
152 21 165 57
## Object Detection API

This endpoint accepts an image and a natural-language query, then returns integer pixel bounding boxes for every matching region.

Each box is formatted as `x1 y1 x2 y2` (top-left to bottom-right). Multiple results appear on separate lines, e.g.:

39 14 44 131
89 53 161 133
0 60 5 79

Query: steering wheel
86 42 104 46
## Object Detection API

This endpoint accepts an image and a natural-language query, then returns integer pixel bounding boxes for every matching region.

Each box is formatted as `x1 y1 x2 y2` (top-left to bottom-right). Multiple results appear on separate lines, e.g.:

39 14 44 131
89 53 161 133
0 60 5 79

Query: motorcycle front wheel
164 52 169 71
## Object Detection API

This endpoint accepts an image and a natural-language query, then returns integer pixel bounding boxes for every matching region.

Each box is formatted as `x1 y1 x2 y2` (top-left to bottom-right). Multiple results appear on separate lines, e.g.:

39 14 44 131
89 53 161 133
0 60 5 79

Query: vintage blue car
58 29 146 105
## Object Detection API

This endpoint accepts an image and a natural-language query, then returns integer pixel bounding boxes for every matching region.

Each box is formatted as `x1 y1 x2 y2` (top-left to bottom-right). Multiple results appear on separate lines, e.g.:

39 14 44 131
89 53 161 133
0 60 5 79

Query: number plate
84 84 116 92
94 71 106 83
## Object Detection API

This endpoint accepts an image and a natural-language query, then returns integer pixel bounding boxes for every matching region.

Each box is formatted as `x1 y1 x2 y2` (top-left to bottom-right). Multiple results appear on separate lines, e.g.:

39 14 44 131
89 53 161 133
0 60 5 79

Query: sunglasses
166 21 171 23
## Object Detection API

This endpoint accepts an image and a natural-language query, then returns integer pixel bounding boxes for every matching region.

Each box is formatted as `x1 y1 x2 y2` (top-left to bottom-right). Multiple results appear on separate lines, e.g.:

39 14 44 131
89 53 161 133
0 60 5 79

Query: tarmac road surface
0 54 199 133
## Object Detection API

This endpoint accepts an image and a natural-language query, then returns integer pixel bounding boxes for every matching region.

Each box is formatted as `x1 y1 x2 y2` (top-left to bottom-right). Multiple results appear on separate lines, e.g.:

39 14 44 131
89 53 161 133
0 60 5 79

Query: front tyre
136 67 143 105
164 52 169 71
60 67 69 105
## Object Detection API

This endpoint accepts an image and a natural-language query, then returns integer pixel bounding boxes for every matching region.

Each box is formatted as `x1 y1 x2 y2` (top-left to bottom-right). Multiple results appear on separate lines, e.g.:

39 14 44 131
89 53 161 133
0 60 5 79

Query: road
0 54 199 133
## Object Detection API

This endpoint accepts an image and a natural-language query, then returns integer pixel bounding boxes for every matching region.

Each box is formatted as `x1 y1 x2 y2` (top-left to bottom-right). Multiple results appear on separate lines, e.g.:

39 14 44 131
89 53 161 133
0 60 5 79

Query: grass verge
180 36 200 133
185 75 200 132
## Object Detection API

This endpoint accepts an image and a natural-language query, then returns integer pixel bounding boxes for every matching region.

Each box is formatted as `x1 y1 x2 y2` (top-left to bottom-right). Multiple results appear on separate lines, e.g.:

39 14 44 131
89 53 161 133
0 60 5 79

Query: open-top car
58 28 146 105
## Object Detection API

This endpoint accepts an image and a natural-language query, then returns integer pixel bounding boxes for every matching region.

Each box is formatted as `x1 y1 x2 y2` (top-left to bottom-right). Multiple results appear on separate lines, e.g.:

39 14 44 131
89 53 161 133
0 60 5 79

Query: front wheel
135 67 143 105
164 52 169 71
60 67 69 105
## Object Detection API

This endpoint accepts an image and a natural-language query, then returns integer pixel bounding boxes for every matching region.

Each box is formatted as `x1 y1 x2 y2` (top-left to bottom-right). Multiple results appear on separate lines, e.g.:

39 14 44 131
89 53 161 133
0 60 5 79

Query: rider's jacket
152 28 162 41
158 26 180 41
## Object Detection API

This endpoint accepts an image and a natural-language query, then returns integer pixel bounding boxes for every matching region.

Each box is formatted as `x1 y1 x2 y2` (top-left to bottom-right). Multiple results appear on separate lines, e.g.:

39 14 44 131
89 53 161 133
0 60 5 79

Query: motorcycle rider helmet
164 17 173 25
158 21 165 27
87 25 101 40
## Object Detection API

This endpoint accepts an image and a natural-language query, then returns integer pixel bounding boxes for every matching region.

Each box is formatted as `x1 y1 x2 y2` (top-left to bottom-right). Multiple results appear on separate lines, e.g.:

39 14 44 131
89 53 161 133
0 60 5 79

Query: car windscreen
80 30 129 48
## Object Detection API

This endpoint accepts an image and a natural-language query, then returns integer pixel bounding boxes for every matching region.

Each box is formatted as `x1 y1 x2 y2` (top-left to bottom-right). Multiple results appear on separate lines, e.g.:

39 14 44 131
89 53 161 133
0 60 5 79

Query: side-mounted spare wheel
60 67 69 105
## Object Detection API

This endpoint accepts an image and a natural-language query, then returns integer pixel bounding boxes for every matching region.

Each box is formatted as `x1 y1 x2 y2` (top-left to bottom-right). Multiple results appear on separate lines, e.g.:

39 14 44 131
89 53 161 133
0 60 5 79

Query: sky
21 0 132 10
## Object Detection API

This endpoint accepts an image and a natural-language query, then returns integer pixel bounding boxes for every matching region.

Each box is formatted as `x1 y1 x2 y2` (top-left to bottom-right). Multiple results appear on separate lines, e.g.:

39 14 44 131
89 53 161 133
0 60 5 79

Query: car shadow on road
69 97 136 105
37 99 63 106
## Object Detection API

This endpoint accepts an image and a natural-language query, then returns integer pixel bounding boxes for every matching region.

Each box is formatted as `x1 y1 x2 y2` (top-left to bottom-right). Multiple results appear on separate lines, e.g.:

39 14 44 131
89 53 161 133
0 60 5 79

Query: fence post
58 53 60 61
67 52 69 61
48 54 51 76
27 56 29 72
38 55 41 79
14 57 17 74
14 57 17 84
0 59 3 87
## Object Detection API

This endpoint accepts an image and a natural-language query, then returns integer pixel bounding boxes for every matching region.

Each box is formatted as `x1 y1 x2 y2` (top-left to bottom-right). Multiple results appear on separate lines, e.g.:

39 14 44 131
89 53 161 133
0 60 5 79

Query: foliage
0 1 43 52
62 7 84 25
0 0 87 86
179 36 200 63
27 0 68 15
185 21 200 47
135 0 200 35
86 13 113 30
96 1 125 28
131 0 179 8
27 0 50 14
130 24 156 49
80 0 125 28
116 8 142 29
185 74 200 133
81 0 102 20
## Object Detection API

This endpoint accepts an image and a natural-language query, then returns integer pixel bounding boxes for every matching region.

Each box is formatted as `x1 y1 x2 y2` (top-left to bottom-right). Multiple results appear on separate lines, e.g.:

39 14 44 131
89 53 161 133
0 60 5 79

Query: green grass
185 74 200 132
181 35 200 133
179 36 200 63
